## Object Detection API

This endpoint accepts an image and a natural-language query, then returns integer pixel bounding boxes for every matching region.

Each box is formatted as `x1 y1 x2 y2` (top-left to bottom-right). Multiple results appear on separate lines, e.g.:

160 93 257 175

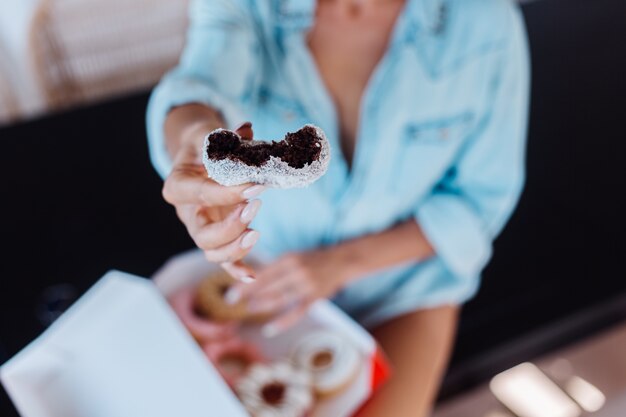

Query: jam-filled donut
236 361 313 417
203 338 264 388
291 330 361 398
203 124 330 188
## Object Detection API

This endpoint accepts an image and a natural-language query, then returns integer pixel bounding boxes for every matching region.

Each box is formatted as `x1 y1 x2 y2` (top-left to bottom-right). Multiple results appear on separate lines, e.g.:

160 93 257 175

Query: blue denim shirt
146 0 530 327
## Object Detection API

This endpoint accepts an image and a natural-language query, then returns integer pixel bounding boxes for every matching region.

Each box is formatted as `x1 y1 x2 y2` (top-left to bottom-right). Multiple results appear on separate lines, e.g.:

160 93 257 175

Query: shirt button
284 111 296 121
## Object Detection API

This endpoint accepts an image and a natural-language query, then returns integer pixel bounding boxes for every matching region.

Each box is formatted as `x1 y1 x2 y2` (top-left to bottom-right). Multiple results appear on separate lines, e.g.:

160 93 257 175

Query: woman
146 0 530 415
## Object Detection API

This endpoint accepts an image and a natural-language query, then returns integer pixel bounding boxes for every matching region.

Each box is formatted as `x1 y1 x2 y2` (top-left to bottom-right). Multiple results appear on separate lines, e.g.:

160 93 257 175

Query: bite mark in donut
207 125 322 169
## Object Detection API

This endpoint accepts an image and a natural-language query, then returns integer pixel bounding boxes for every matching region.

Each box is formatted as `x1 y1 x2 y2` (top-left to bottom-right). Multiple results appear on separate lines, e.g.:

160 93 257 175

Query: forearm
335 220 435 284
164 104 226 159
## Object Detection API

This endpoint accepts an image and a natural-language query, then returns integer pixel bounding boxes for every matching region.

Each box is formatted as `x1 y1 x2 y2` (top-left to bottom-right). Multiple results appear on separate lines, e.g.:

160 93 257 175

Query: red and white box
1 260 389 417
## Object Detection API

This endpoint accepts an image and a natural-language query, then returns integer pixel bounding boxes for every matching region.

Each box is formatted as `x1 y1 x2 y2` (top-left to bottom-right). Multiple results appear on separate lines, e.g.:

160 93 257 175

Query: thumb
235 122 254 141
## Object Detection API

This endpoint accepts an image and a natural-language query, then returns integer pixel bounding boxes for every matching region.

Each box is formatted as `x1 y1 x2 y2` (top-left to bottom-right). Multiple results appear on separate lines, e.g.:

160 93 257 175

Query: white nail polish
224 288 241 305
240 230 260 249
242 185 266 199
240 276 255 284
240 200 261 224
262 323 280 338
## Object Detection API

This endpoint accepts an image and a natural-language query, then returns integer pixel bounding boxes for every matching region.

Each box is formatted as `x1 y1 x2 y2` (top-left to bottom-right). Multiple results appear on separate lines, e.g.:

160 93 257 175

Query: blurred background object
434 321 626 417
0 42 20 124
0 0 188 124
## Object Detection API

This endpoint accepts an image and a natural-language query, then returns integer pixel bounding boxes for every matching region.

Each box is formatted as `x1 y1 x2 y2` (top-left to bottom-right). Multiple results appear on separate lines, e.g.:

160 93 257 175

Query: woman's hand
226 248 356 336
168 285 239 343
162 122 264 269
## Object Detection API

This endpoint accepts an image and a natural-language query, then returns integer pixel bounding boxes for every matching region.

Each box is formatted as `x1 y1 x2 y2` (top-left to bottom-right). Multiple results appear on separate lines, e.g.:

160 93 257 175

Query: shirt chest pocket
388 113 475 193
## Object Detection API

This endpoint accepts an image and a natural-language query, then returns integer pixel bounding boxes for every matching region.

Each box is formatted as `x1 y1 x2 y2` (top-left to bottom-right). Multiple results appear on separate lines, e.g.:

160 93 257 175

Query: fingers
175 199 263 264
224 259 289 305
221 260 256 283
203 229 260 263
226 258 310 318
247 278 309 316
169 286 239 342
235 121 254 140
262 303 311 338
192 201 261 250
163 167 253 206
175 199 262 264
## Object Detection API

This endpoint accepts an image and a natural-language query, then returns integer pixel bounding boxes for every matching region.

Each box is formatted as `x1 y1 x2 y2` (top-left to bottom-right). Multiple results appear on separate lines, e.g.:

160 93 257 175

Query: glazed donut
236 361 313 417
290 330 361 398
194 271 248 322
203 124 330 188
168 284 238 344
203 338 264 388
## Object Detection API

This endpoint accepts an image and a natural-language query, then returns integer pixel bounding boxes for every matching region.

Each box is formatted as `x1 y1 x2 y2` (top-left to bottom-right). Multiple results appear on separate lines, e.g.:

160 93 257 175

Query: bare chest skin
307 0 405 168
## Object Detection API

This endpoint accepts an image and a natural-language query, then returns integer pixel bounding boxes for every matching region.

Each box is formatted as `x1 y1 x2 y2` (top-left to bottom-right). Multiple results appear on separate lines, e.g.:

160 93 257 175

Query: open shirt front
146 0 530 327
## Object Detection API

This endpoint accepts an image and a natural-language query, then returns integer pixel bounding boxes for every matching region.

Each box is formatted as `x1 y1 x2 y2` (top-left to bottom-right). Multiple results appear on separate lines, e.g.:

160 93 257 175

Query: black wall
1 0 625 414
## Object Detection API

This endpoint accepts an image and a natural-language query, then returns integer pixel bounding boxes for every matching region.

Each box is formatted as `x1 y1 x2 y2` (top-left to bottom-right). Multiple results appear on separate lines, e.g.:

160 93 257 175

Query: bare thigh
355 306 460 417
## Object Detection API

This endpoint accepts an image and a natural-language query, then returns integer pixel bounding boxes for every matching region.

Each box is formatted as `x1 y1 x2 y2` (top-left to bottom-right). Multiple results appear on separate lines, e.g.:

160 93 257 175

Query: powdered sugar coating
202 124 331 188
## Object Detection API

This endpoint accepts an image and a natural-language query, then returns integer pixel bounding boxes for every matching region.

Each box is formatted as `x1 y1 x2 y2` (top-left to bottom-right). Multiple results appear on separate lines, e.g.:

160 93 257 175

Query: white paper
1 270 249 417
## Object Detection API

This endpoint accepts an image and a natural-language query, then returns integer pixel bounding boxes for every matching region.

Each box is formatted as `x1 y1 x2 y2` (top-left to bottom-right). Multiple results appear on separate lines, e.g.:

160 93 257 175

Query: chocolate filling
261 382 286 405
207 126 322 169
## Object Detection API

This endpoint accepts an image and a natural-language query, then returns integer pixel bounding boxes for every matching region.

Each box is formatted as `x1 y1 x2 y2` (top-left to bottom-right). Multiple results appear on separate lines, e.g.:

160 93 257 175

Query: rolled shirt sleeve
415 7 531 284
146 0 259 178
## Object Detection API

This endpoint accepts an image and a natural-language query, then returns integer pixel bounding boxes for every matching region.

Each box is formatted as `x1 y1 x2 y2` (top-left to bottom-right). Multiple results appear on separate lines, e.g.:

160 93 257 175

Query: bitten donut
236 361 313 417
290 330 361 398
194 271 248 322
202 124 330 188
203 338 264 388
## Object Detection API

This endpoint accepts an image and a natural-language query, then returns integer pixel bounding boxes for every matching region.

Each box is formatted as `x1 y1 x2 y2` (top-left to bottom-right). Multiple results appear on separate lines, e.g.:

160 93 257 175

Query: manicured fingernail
240 230 260 249
240 199 262 224
242 185 265 199
224 287 241 305
262 323 280 338
240 276 255 284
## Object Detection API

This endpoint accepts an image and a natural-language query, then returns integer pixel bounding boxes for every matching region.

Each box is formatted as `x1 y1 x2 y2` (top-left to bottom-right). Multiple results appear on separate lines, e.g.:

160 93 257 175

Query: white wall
0 1 47 122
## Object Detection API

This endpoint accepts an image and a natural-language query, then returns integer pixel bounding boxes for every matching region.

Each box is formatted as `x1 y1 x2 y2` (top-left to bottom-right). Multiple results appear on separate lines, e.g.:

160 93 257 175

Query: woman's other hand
226 248 355 337
168 285 239 343
162 121 264 266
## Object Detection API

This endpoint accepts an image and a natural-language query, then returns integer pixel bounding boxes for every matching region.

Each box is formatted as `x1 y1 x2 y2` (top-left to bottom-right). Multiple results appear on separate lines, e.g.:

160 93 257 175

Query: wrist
165 104 225 159
329 241 368 286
